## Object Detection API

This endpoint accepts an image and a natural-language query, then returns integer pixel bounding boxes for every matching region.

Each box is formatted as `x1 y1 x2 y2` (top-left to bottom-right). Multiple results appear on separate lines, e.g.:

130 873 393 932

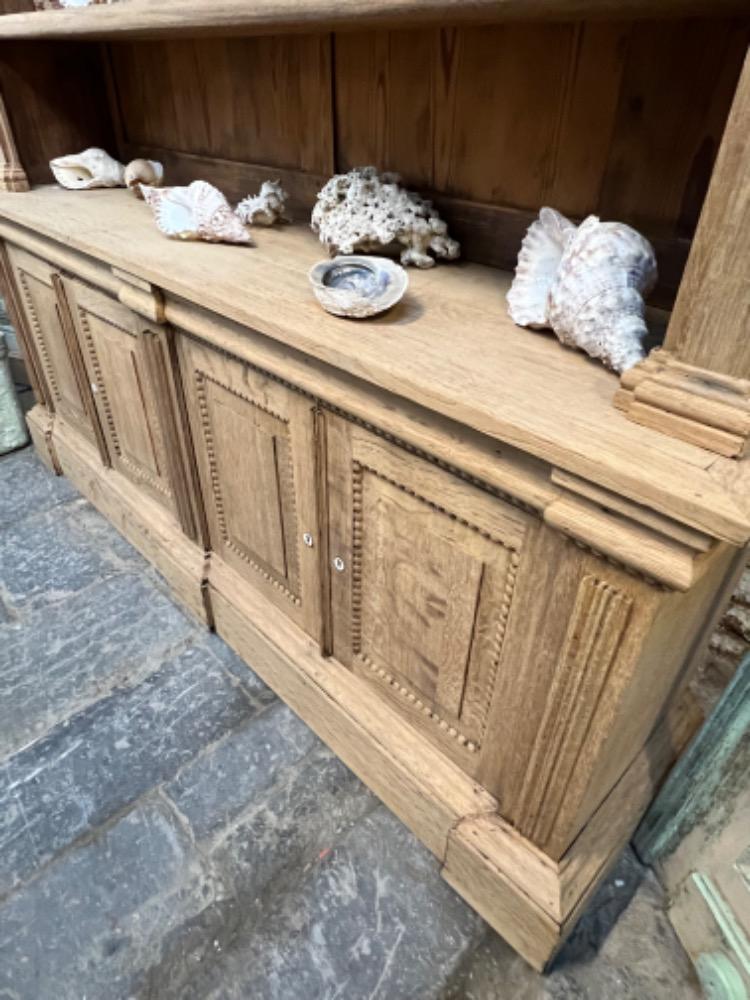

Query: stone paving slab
0 796 224 1000
0 639 258 897
173 807 485 1000
0 572 198 758
165 699 320 841
0 498 127 613
0 448 77 526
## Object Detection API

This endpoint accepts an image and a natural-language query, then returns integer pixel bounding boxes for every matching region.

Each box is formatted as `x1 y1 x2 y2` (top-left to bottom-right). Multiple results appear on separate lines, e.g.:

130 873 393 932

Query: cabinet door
63 277 185 522
6 245 102 452
178 335 321 640
326 414 529 769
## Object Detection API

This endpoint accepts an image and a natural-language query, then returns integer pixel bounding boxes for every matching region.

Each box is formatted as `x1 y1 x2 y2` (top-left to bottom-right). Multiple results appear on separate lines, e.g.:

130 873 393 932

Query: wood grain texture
0 40 114 185
1 0 749 41
663 48 750 380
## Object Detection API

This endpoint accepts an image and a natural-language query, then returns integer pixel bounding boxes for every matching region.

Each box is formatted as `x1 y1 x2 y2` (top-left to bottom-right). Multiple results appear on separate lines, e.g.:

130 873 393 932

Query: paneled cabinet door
6 245 102 452
62 277 187 524
178 335 321 641
326 414 530 771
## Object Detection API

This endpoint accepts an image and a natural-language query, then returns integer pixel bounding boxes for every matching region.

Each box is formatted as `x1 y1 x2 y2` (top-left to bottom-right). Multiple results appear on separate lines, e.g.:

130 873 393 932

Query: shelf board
0 0 746 41
0 185 747 544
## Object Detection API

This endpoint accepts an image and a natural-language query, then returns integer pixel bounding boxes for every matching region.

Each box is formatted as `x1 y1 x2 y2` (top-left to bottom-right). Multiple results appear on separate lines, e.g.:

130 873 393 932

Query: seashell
50 148 125 190
236 180 289 226
141 180 253 245
507 208 657 373
311 166 460 269
309 255 408 319
124 159 164 199
506 207 576 328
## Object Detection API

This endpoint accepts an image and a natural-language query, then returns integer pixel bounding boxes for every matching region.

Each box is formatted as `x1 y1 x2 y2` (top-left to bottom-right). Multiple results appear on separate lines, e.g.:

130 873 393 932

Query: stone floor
0 445 702 1000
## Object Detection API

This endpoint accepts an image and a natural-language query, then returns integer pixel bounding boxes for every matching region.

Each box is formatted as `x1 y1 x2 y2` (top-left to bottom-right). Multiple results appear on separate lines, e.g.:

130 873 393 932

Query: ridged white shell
124 159 164 198
507 208 657 373
50 148 124 190
141 180 252 245
236 180 289 226
506 208 576 328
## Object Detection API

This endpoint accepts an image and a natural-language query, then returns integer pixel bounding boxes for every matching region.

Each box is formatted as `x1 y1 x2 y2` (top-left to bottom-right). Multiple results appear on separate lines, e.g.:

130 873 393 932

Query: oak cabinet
6 245 103 455
178 334 322 642
325 412 528 773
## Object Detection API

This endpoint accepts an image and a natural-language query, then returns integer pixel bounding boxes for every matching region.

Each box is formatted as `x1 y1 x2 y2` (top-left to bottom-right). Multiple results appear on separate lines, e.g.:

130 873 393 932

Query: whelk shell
50 148 125 190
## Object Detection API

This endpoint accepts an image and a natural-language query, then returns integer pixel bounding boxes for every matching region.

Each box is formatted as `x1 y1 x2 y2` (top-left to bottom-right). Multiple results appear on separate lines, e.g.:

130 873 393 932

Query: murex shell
309 255 408 319
236 180 289 227
311 166 460 269
50 148 125 190
141 180 252 245
507 207 657 373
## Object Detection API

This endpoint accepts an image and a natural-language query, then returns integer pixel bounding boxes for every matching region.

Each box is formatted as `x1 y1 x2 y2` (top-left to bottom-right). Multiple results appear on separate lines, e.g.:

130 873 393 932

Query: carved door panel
178 335 321 641
6 245 102 452
62 277 183 520
326 414 529 770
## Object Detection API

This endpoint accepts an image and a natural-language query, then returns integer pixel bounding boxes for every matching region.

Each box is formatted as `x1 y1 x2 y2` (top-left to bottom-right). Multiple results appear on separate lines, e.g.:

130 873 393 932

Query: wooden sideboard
0 186 746 969
0 0 748 972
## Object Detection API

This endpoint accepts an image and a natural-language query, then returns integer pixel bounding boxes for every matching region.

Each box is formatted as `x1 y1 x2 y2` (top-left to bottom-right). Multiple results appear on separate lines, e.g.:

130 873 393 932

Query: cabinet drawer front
64 277 178 516
6 245 98 447
178 335 321 641
327 414 529 767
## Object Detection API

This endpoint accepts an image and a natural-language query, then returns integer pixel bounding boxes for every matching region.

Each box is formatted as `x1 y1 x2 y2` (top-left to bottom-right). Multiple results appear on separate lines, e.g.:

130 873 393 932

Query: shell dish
124 159 164 198
50 148 125 190
309 256 408 319
141 180 253 245
507 207 657 373
311 166 460 269
236 180 289 226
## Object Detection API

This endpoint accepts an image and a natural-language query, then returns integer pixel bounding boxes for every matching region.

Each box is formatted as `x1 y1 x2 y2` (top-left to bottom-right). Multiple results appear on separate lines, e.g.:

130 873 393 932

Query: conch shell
236 180 289 226
141 180 252 245
507 208 657 373
50 148 125 190
124 159 164 199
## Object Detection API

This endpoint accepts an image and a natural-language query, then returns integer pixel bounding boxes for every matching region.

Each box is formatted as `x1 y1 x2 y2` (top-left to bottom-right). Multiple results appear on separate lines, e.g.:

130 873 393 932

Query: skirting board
52 419 210 625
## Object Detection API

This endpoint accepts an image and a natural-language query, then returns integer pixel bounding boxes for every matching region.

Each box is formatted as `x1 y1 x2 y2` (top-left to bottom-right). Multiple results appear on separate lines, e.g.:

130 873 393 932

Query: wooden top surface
0 0 745 40
1 185 747 544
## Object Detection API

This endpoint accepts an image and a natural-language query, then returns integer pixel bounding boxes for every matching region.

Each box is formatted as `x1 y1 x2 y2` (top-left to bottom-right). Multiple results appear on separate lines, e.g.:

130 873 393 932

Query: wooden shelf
0 0 745 41
0 185 747 544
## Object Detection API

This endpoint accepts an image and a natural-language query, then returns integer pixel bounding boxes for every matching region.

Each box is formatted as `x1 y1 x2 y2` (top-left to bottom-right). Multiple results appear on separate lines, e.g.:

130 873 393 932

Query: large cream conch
507 207 658 373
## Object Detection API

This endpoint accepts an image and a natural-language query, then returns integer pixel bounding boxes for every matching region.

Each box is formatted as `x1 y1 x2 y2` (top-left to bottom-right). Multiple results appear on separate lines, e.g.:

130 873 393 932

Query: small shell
124 159 164 199
141 180 253 245
236 180 289 226
309 255 408 319
50 148 124 190
506 207 576 328
507 207 657 373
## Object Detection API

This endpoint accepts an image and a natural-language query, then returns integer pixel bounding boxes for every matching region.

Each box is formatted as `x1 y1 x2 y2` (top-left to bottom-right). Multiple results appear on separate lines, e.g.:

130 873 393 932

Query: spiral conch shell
50 148 125 190
141 180 252 245
507 207 657 373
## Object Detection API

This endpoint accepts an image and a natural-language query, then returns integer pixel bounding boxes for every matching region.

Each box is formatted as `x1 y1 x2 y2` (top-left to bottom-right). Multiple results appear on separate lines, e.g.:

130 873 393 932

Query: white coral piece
507 208 657 373
311 166 460 269
236 180 290 227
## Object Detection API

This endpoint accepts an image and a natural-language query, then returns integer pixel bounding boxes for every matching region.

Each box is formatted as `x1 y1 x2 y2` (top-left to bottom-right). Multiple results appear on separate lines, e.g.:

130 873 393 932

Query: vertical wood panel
334 29 433 187
599 19 749 236
111 34 333 173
